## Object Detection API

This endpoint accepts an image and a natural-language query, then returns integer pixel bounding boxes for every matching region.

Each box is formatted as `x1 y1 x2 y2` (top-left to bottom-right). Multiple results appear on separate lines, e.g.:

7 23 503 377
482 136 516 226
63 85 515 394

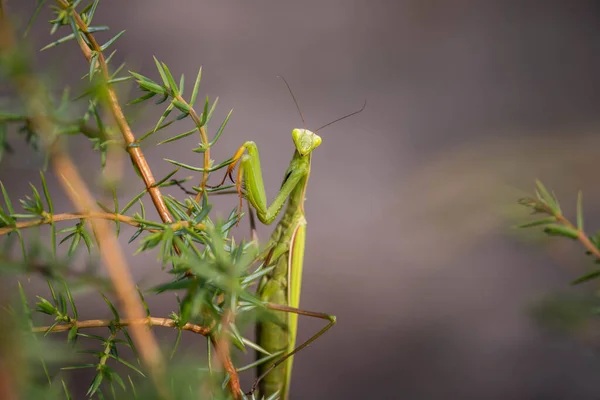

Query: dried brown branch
33 316 212 336
211 310 242 400
52 2 242 395
55 0 174 225
0 211 205 236
0 13 167 397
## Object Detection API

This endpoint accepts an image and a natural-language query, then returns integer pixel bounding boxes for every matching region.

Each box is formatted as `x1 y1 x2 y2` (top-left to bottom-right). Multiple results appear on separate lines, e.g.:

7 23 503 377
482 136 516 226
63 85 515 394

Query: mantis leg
211 142 308 224
247 303 337 397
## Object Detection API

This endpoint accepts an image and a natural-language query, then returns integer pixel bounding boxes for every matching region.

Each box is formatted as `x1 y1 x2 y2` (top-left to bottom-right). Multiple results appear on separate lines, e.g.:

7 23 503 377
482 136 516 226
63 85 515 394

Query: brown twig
0 12 167 397
211 310 242 400
53 2 242 395
0 211 205 236
33 317 212 336
55 0 173 225
171 94 211 202
554 214 600 260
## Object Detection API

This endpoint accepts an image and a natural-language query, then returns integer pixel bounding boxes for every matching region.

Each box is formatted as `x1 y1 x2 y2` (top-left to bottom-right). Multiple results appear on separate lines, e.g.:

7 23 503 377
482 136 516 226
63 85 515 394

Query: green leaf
68 324 78 344
101 294 120 322
172 99 190 114
40 171 57 257
96 201 113 213
516 217 556 229
228 322 246 351
137 80 166 95
179 73 185 95
40 26 109 51
535 180 560 213
35 296 57 315
121 328 140 364
577 190 583 231
137 119 175 142
170 329 182 359
572 269 600 285
121 189 147 214
100 30 126 52
61 364 97 370
151 279 196 293
200 96 210 126
107 354 146 377
67 231 81 257
190 66 202 107
152 103 174 134
544 225 579 239
82 0 101 24
137 287 150 317
265 391 281 400
154 168 180 187
109 369 127 391
205 96 219 125
80 228 93 253
128 92 156 105
107 76 132 85
89 52 99 81
163 159 207 172
63 280 78 319
209 109 233 146
48 279 58 306
129 71 155 84
152 56 170 88
157 127 198 145
18 282 32 328
24 0 46 38
61 378 72 400
161 62 179 94
87 371 104 396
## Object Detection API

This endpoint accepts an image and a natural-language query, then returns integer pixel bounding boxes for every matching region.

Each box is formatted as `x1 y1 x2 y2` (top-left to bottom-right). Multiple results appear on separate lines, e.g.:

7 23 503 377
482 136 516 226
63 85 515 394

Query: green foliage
0 2 277 399
518 180 600 348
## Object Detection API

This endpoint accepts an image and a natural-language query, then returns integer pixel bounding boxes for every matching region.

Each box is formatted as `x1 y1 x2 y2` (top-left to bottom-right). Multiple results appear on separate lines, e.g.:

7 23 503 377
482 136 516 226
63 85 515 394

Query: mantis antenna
278 75 366 133
314 100 367 133
277 75 307 129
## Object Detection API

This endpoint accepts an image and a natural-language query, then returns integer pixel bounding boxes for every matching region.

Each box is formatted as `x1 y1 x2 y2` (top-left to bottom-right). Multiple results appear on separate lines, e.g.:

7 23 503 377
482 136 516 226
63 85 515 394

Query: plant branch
55 0 173 224
55 3 242 395
0 15 167 397
211 310 242 400
554 214 600 260
171 93 211 202
0 211 205 236
33 316 212 336
519 191 600 261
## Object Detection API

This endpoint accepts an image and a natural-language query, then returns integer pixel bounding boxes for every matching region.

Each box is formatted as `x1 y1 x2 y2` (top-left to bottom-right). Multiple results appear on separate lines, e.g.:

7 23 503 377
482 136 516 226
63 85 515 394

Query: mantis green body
219 84 362 398
225 128 322 399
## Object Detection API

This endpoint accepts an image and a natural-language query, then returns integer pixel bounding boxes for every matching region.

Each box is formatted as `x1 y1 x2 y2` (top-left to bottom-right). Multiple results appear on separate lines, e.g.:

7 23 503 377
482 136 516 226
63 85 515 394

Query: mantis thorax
291 129 322 156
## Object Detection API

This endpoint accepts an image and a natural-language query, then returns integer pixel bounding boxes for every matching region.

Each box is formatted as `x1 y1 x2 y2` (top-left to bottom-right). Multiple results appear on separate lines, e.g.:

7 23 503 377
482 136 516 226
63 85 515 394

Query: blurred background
4 0 600 398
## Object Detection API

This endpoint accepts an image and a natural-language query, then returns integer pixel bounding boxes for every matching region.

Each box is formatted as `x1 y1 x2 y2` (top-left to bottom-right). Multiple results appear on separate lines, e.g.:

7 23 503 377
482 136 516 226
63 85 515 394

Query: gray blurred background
4 1 600 399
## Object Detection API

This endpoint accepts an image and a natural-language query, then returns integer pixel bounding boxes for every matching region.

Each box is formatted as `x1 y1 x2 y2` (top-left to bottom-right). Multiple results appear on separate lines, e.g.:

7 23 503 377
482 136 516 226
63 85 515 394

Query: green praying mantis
213 78 364 399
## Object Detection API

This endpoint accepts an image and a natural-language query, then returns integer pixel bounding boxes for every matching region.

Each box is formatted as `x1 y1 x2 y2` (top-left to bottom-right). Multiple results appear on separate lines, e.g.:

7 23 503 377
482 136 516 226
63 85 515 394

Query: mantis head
292 128 322 156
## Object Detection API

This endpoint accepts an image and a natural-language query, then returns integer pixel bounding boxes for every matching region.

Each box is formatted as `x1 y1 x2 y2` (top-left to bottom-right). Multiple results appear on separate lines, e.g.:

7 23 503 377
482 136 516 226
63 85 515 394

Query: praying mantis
214 78 364 399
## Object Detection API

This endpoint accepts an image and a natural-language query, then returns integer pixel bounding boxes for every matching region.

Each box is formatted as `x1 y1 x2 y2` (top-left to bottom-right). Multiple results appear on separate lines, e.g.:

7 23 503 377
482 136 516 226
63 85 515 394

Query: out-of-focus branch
0 211 205 236
211 310 242 400
0 12 167 397
55 0 174 225
33 317 212 336
53 2 242 396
